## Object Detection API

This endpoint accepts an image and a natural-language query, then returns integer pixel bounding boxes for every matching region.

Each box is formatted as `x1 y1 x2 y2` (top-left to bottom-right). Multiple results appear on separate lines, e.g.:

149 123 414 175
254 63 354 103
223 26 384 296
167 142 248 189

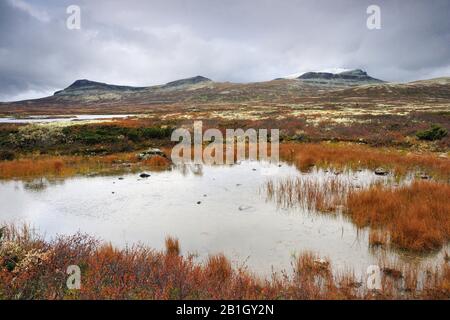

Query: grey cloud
0 0 449 101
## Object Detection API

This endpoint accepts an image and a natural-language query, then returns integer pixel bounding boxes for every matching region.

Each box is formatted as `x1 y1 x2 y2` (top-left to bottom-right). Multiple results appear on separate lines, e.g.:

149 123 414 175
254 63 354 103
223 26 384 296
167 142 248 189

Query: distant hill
332 77 450 100
163 76 212 88
296 69 384 86
15 75 217 107
53 79 147 95
0 73 449 115
54 76 212 96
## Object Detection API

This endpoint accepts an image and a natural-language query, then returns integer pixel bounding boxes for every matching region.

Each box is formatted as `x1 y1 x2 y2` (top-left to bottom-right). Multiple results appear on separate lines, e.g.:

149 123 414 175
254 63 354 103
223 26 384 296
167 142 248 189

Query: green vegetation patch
416 124 448 141
62 124 174 145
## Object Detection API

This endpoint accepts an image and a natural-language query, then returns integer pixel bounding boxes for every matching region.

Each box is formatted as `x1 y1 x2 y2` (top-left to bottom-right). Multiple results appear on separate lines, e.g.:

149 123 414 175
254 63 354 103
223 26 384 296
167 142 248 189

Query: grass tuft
165 236 180 256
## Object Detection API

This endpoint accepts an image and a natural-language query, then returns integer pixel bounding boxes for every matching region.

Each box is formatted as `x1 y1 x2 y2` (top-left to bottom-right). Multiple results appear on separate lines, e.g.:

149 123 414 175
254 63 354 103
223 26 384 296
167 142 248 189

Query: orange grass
265 177 449 252
1 142 447 179
265 175 351 212
368 230 389 248
142 155 171 167
0 225 448 300
0 152 170 179
347 181 450 252
279 142 450 179
165 236 180 256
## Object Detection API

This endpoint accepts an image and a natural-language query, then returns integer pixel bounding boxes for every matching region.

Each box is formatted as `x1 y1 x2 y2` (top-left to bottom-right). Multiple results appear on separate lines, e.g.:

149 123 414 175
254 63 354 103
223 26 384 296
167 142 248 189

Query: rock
118 177 124 180
197 201 201 204
348 281 363 288
374 167 389 176
120 163 132 167
313 258 330 270
238 205 253 211
139 173 151 178
382 267 403 279
420 173 431 180
137 148 166 160
291 133 308 142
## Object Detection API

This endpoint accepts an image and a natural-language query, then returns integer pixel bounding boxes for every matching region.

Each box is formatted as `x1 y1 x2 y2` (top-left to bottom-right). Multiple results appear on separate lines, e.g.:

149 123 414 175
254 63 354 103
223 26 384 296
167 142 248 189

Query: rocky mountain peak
297 69 383 84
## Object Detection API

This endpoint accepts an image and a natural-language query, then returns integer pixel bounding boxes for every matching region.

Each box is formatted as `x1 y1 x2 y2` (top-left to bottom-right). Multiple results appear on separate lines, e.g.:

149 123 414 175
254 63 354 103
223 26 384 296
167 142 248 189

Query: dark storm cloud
1 0 449 101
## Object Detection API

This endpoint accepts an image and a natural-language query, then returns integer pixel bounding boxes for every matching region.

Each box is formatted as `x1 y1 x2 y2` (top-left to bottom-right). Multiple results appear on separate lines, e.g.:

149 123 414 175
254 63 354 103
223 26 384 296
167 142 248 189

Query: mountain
0 73 449 115
32 76 215 106
54 76 212 96
332 77 450 100
296 69 384 86
163 76 212 88
53 79 147 96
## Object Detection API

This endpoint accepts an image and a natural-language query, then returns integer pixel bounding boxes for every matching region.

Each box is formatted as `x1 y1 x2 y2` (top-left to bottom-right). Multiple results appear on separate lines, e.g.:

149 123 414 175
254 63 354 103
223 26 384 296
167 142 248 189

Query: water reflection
22 178 67 192
0 161 445 277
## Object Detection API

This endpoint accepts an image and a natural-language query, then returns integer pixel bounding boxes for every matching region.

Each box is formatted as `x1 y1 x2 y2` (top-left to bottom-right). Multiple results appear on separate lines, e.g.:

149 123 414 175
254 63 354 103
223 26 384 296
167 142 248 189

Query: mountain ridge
0 72 449 114
54 76 213 96
296 69 384 85
54 79 148 95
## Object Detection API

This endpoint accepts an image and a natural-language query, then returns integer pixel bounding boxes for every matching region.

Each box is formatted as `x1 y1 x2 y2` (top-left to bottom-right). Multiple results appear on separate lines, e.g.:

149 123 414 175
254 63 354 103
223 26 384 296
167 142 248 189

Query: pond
0 114 136 124
0 161 445 276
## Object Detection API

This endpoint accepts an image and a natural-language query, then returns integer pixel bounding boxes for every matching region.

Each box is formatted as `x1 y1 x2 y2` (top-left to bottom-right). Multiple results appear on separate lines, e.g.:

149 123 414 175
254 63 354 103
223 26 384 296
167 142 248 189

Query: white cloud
7 0 50 22
0 0 449 101
0 89 55 102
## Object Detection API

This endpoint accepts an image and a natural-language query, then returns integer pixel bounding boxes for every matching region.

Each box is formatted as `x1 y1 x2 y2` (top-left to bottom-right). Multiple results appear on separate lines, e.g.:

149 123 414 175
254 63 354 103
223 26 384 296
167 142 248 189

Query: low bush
0 225 448 300
416 125 448 141
0 150 15 161
63 125 174 145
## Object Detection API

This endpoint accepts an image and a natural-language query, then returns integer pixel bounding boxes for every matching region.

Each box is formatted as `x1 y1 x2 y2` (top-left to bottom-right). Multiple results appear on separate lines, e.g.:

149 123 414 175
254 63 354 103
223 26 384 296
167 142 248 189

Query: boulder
420 173 431 180
138 148 166 160
238 205 254 211
374 167 389 176
313 258 330 271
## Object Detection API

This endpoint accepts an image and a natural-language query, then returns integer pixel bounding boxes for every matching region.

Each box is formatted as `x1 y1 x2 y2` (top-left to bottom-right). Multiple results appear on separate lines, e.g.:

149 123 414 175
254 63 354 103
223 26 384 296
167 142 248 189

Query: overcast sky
1 0 449 101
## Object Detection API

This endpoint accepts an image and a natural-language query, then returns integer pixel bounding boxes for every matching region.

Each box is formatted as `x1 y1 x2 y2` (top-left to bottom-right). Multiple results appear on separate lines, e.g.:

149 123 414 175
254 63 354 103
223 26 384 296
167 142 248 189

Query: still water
0 161 444 276
0 114 135 123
